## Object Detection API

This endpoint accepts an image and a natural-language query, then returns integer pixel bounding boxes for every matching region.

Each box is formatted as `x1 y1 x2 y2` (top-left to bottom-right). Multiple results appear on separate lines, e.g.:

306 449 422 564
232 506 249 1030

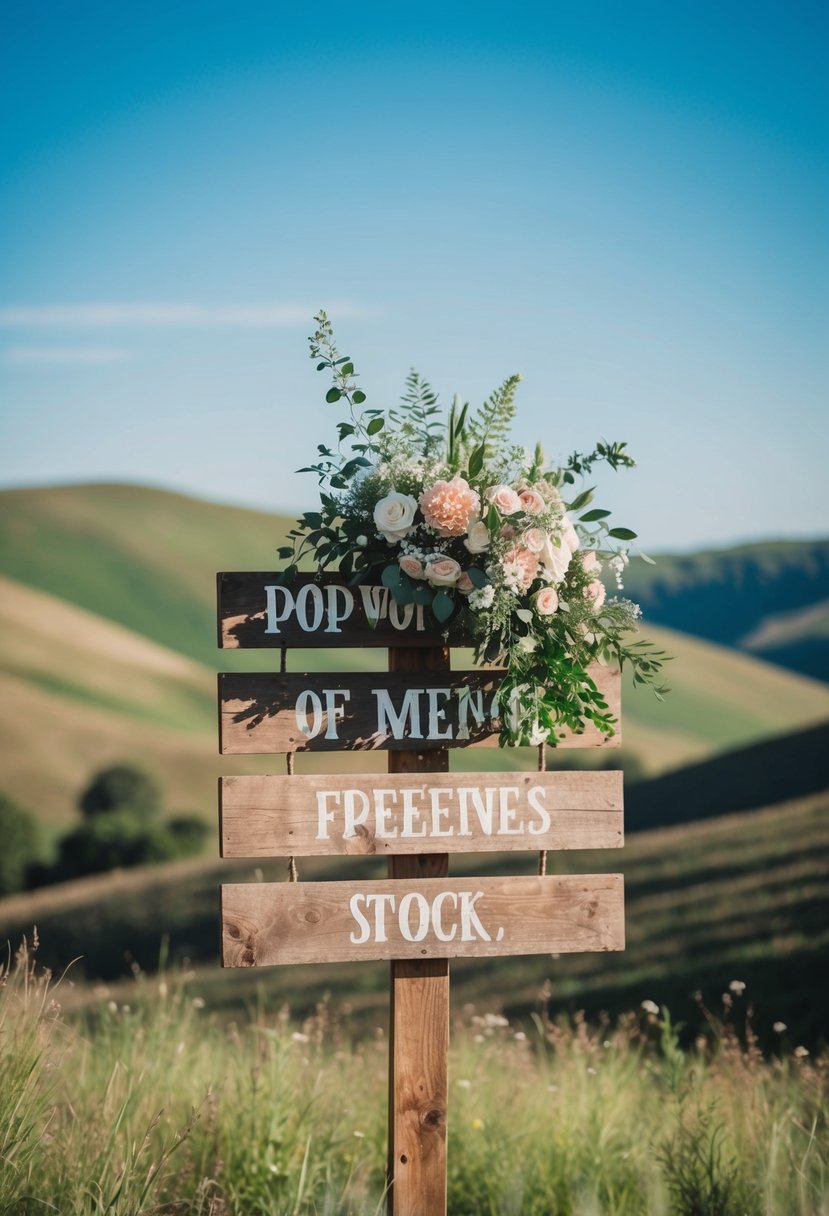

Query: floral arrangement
279 312 669 746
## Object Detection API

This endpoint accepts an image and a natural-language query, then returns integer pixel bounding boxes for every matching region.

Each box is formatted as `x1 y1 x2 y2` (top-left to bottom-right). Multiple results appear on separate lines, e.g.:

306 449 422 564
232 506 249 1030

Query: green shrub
79 763 162 819
0 793 42 895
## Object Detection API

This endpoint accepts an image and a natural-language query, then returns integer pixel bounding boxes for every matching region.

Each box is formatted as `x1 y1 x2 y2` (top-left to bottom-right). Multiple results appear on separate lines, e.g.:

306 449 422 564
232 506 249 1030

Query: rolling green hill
2 789 826 1045
623 539 829 681
2 483 829 826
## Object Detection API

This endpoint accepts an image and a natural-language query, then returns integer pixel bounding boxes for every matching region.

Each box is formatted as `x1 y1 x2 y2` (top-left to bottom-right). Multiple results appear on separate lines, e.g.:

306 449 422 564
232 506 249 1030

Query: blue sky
1 1 826 549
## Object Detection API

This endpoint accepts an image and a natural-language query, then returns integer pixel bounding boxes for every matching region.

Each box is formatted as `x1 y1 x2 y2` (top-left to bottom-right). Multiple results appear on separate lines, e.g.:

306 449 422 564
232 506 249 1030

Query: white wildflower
773 1021 787 1033
729 980 746 995
641 999 660 1016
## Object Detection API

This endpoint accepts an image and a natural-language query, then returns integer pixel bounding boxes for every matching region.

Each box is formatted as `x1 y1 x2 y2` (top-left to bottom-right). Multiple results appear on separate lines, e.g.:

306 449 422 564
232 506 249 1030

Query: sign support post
387 642 450 1216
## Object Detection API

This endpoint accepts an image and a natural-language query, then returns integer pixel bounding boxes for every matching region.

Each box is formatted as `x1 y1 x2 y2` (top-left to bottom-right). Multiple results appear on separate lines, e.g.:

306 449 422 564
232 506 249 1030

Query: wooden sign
218 572 473 649
222 874 625 966
218 667 621 754
220 770 624 857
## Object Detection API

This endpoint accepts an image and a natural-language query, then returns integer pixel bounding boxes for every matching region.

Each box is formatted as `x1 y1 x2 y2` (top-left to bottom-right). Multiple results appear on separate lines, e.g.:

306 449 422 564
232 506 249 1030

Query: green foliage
387 369 443 453
465 371 522 454
79 762 162 819
0 794 41 896
1 941 826 1215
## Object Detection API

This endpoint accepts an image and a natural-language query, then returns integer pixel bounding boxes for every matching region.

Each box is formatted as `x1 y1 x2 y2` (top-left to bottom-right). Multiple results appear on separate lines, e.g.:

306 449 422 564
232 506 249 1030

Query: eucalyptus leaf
325 388 342 404
609 527 638 540
432 590 454 623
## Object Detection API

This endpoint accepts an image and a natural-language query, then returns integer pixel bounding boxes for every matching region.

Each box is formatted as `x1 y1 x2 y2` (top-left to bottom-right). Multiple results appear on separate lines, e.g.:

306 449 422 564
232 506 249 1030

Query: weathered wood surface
221 874 626 966
218 572 473 649
387 643 449 1216
218 667 621 754
219 770 624 857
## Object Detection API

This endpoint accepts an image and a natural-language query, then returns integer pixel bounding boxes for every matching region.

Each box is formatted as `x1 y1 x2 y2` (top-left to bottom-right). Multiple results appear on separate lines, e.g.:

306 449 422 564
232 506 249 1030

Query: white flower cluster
608 550 629 590
468 584 495 610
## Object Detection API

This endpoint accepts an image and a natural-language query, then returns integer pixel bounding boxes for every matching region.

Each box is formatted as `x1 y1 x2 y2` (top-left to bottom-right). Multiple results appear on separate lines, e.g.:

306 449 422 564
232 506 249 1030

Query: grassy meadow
2 939 827 1216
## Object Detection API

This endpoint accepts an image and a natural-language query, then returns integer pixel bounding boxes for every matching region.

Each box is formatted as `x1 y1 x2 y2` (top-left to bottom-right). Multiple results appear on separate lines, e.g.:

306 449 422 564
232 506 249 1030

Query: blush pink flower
486 484 523 515
584 579 607 610
398 556 425 580
503 545 539 592
581 551 600 574
518 488 546 515
456 571 475 595
419 477 480 537
533 587 559 616
522 527 547 554
561 517 580 553
424 556 462 586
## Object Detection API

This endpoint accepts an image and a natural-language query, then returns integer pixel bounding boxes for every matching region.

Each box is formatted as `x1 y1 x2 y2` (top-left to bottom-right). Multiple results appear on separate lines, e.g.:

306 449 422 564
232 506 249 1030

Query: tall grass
1 939 826 1215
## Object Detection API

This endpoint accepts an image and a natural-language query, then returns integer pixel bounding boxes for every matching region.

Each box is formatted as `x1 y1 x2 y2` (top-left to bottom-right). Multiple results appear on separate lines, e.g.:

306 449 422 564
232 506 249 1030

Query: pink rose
424 556 462 586
581 551 600 574
486 484 523 515
420 476 480 537
584 579 607 610
533 587 559 616
522 527 547 554
456 571 475 595
561 517 580 554
518 488 546 515
398 556 425 580
502 545 540 592
464 519 491 553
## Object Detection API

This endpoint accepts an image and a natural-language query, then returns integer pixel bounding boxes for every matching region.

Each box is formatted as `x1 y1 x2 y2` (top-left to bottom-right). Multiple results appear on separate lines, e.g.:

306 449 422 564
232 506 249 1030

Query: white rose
522 527 547 554
464 520 491 553
539 536 572 584
424 556 462 586
561 517 580 553
374 491 418 543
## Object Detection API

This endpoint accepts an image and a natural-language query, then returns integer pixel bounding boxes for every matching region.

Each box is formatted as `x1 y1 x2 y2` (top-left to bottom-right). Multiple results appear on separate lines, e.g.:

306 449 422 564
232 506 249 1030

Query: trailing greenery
1 940 826 1215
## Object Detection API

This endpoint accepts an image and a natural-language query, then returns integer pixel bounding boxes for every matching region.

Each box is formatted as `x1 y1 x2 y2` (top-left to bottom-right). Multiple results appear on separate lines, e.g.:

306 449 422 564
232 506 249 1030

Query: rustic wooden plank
219 770 624 857
218 667 621 754
387 643 449 1216
218 572 473 649
220 874 626 966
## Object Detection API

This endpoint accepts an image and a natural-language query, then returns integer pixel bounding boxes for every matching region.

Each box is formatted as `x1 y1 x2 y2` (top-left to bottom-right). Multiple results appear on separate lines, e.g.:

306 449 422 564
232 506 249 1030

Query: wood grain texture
219 770 624 857
387 644 450 1216
220 874 626 966
218 572 473 649
217 667 621 754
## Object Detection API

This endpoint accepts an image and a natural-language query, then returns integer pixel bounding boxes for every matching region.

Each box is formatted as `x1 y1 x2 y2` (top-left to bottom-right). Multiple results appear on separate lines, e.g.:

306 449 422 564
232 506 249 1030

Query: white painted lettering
316 790 339 839
366 892 395 942
373 688 424 740
429 786 454 836
342 789 370 838
349 893 371 944
498 787 523 835
295 689 323 738
400 787 427 837
389 599 415 631
456 688 486 741
373 788 399 838
264 585 294 635
527 785 551 835
322 688 350 740
399 892 430 942
460 890 491 941
325 584 354 633
359 585 389 627
431 892 458 941
295 582 325 633
461 787 494 835
427 688 452 740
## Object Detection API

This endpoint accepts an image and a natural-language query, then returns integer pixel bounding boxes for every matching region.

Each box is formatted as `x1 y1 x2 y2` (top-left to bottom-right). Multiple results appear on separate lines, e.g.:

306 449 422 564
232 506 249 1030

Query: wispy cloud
4 346 131 365
0 302 359 328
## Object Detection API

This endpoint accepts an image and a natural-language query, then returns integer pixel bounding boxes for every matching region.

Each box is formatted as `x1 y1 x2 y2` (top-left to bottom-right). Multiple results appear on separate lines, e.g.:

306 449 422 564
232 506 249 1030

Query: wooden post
387 643 450 1216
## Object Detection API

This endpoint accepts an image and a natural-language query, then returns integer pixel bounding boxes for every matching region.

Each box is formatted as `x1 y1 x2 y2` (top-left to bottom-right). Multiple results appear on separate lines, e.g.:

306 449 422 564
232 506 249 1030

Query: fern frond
467 374 522 454
388 369 443 453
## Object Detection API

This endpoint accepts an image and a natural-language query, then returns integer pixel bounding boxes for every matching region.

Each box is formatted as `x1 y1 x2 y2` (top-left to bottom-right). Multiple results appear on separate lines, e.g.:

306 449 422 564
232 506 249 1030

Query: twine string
537 741 547 876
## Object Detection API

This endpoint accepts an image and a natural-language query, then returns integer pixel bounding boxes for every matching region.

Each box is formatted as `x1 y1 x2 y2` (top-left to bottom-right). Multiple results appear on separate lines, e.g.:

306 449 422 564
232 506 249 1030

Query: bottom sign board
221 874 624 967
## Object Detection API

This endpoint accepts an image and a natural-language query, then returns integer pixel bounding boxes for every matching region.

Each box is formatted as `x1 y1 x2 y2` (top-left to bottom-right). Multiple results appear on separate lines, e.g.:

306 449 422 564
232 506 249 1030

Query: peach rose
584 579 607 610
419 476 480 537
424 556 462 586
522 527 547 554
581 551 600 574
533 586 559 616
456 571 475 595
486 484 523 515
561 517 580 553
374 491 418 543
537 480 563 505
503 545 539 592
398 556 425 580
518 488 546 515
539 536 572 584
463 519 491 553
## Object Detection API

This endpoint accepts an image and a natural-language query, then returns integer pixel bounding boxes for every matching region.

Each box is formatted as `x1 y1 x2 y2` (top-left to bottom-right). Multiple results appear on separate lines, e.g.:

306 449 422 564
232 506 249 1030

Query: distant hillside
2 484 829 823
2 790 826 1045
623 539 829 681
627 720 829 832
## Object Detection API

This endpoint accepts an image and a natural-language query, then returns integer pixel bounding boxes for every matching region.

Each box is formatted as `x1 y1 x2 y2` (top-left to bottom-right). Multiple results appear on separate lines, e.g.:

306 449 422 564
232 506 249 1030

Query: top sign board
218 572 474 649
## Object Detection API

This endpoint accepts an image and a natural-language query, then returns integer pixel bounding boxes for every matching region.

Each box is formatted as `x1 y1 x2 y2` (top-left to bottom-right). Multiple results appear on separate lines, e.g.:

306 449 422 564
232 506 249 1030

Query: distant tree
55 809 177 880
166 814 210 858
79 764 161 819
0 794 42 895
